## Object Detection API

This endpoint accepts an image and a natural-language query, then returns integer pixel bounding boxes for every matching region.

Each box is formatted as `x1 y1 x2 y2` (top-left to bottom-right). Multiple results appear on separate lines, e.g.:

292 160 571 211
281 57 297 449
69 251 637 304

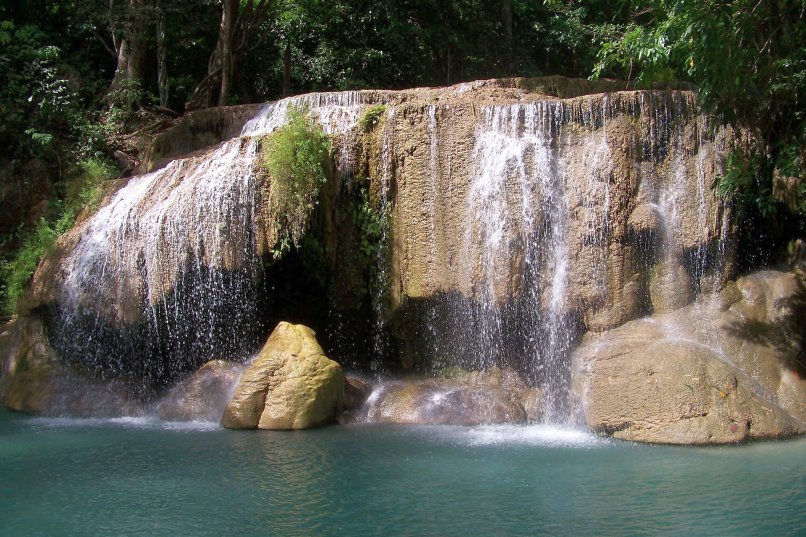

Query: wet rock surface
155 359 243 422
344 376 372 411
0 316 140 417
572 270 806 444
21 78 734 380
353 367 542 426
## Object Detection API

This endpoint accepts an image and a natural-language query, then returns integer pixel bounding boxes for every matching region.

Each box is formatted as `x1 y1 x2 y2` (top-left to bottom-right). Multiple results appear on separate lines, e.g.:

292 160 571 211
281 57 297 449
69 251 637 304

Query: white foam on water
443 424 605 448
27 416 220 432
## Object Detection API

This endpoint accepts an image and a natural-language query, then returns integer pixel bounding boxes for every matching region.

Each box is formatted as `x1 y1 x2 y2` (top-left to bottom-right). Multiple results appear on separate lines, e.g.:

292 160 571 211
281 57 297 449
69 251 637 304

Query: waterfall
51 138 264 386
47 91 379 388
456 101 575 421
32 82 732 424
401 90 730 424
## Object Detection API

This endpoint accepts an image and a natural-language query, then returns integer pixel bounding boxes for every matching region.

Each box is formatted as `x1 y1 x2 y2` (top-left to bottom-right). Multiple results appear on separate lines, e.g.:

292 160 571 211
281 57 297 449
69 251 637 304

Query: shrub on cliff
358 105 387 132
260 107 330 251
593 0 805 262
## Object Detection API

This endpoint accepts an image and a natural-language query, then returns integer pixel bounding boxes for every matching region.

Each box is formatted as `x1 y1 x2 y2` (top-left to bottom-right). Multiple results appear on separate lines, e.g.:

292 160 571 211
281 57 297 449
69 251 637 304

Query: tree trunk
283 42 291 96
157 4 169 108
500 0 514 75
218 0 238 106
109 0 148 108
187 0 276 110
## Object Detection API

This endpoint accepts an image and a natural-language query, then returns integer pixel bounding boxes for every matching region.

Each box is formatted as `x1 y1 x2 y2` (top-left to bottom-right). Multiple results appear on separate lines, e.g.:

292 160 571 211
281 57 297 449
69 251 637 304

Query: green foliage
65 158 116 214
716 149 778 220
1 218 58 315
262 0 630 96
261 106 330 249
106 76 145 112
358 104 387 132
592 22 677 85
349 186 389 305
0 158 115 314
595 0 806 242
351 187 387 260
0 19 79 160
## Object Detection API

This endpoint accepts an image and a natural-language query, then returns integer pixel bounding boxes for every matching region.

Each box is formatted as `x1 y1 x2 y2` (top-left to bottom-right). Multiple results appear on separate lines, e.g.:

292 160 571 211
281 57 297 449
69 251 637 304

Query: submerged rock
155 359 243 422
221 322 344 430
355 368 542 426
572 270 806 444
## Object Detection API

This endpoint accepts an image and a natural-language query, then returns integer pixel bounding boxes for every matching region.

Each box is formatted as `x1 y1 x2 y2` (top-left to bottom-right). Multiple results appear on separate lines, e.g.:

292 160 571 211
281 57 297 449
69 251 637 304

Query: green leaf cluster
358 104 387 132
351 187 387 260
261 106 330 250
594 0 806 244
350 186 389 304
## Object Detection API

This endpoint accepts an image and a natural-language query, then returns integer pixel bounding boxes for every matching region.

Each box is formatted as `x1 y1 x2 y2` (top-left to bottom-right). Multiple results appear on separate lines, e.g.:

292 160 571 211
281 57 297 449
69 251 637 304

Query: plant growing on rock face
351 186 390 306
261 106 330 250
358 104 387 132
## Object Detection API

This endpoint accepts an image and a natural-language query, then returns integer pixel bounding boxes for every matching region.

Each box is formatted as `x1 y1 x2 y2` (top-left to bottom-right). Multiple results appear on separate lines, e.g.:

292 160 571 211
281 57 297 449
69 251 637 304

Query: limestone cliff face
355 82 734 381
4 77 803 444
16 77 734 386
370 89 732 328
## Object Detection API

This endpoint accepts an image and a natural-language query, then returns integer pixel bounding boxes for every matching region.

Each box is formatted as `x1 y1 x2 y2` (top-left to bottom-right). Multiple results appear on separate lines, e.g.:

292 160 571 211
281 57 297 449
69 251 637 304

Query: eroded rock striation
3 77 802 444
16 77 733 380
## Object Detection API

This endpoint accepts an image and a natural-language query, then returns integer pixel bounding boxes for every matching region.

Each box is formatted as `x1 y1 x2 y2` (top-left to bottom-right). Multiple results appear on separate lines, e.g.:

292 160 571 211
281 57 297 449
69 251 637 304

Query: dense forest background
0 0 804 313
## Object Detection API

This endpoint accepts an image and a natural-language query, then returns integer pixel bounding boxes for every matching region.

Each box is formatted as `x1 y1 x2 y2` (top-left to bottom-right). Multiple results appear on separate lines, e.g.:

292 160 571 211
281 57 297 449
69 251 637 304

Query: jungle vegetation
0 0 803 311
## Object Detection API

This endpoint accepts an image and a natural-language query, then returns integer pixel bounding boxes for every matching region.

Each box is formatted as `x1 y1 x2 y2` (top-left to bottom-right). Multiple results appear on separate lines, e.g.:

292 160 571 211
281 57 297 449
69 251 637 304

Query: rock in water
1 316 138 417
344 377 372 411
221 322 344 430
355 368 542 426
155 360 244 422
572 270 806 444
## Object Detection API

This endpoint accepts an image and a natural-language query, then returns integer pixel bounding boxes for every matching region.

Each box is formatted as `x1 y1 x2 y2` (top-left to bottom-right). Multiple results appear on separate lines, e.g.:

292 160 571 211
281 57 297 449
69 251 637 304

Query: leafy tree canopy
594 0 806 260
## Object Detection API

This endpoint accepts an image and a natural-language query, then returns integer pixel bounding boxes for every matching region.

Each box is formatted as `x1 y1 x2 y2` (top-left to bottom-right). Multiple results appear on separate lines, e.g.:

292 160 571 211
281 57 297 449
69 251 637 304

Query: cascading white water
52 137 264 384
457 101 574 421
424 91 732 424
39 83 733 425
49 91 380 386
368 106 397 371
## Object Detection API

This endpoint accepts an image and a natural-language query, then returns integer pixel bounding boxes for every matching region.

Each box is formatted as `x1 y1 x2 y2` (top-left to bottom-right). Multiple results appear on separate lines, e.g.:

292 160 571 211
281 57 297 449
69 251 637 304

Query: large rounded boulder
221 322 344 430
571 270 806 444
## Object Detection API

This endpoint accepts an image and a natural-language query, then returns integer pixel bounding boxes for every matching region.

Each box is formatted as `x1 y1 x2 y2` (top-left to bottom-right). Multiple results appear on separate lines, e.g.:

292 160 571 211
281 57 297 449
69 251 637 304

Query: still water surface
1 408 804 536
